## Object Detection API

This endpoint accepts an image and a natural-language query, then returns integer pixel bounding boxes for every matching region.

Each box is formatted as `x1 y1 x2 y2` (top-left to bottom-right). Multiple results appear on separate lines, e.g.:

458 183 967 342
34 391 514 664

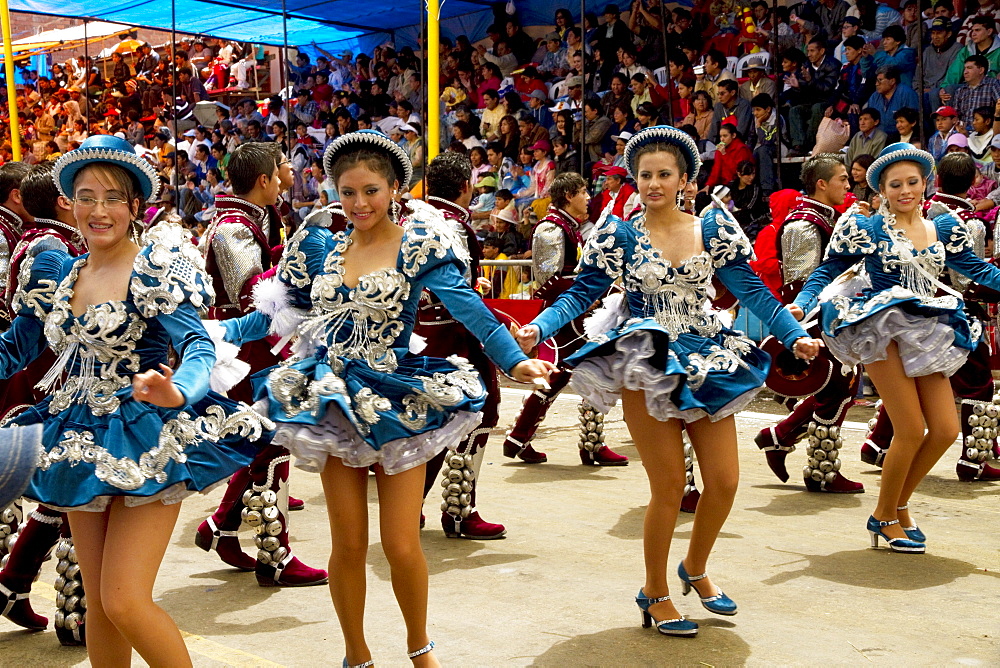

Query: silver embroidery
278 226 311 288
399 356 483 430
36 405 271 491
684 345 749 391
827 213 876 257
707 210 754 268
269 366 348 418
131 222 214 317
10 235 70 317
352 388 392 435
580 217 624 278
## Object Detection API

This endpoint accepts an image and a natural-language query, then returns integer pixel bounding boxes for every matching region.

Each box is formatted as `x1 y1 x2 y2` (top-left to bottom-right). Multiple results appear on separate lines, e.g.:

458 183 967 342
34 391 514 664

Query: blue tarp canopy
7 1 633 55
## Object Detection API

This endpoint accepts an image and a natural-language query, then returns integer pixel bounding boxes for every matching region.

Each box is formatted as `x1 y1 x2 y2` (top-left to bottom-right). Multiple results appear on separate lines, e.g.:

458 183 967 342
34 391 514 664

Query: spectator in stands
870 24 917 87
887 107 922 147
730 159 769 242
603 73 633 117
951 54 1000 130
695 49 737 103
921 18 963 113
706 123 753 190
589 44 617 93
957 0 1000 45
856 0 902 43
751 93 780 194
477 40 517 78
684 90 714 141
845 107 888 165
628 73 662 118
453 120 483 150
849 154 878 204
836 35 874 128
833 16 863 64
539 32 568 78
595 165 636 219
967 105 995 167
609 101 634 138
505 16 537 65
788 37 841 155
596 4 634 56
865 65 919 133
480 88 505 141
710 79 753 144
928 104 961 161
617 46 651 80
942 16 1000 87
818 0 850 44
739 56 776 103
583 97 612 163
526 91 553 130
552 135 579 176
498 114 521 161
486 141 516 190
517 111 550 153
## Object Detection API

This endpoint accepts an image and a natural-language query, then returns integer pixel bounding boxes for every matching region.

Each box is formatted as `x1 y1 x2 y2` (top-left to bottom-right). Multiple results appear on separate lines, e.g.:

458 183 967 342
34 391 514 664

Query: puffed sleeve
530 216 626 342
793 210 876 313
130 223 216 405
938 212 1000 290
704 207 808 350
403 205 529 375
0 250 66 377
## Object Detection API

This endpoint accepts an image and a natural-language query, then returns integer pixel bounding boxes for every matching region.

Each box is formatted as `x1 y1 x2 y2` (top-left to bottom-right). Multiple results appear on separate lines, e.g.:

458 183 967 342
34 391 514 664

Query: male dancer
754 154 865 493
196 143 327 587
502 172 629 466
416 153 506 539
0 162 87 645
863 152 1000 481
0 162 30 329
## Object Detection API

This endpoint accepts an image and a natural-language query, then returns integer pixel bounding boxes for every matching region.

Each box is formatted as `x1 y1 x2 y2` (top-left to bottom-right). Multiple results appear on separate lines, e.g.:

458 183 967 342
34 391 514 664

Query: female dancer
515 126 820 636
221 130 552 666
0 135 271 665
792 143 1000 552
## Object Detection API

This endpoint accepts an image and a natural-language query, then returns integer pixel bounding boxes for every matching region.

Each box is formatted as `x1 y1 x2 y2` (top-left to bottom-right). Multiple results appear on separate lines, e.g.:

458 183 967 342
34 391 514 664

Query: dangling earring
130 219 144 244
675 191 684 210
390 199 402 222
878 196 895 226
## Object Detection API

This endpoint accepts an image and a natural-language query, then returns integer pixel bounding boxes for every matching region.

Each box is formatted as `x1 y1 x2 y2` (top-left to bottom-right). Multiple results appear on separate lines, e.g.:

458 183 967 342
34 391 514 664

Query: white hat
491 207 518 225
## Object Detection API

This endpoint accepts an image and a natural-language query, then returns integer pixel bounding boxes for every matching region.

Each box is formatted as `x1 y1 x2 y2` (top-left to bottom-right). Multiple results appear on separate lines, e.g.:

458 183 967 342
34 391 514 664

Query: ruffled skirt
14 392 272 512
819 287 979 378
566 319 770 423
253 353 487 475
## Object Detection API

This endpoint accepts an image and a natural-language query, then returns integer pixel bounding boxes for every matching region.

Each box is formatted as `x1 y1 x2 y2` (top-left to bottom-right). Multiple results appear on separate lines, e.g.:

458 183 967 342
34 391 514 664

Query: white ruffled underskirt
29 477 230 513
265 399 483 476
569 329 762 423
825 305 968 378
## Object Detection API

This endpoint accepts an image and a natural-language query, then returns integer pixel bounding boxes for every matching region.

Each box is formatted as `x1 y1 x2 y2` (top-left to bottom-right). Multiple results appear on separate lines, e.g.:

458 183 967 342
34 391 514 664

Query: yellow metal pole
426 0 440 161
0 0 21 160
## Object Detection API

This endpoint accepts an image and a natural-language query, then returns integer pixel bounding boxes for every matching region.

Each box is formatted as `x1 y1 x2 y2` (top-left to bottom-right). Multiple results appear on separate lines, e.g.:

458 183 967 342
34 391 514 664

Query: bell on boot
580 445 628 466
503 440 547 463
804 470 865 493
441 511 506 539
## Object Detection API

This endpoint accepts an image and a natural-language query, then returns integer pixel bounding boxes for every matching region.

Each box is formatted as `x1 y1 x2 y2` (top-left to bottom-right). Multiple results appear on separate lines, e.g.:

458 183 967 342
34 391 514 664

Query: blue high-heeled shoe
897 505 925 542
342 658 374 668
677 561 738 616
867 515 925 553
635 589 698 637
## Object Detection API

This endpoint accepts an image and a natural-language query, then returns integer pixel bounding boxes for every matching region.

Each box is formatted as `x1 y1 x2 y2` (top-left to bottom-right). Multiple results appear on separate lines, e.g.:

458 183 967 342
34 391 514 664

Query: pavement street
1 387 998 667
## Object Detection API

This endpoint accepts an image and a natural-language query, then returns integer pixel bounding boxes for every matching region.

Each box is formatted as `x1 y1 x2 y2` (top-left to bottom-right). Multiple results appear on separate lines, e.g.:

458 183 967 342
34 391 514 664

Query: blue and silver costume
793 207 1000 377
0 223 271 511
222 200 530 475
529 207 809 422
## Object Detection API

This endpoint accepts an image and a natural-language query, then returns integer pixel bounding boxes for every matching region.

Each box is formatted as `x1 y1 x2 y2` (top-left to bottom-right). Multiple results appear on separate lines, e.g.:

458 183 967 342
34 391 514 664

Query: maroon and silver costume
416 196 506 539
863 193 1000 481
0 215 87 645
502 205 629 466
754 196 865 493
196 195 327 587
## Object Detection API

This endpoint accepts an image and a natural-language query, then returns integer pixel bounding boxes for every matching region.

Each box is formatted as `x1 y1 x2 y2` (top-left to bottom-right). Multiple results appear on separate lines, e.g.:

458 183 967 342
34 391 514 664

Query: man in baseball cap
540 32 567 78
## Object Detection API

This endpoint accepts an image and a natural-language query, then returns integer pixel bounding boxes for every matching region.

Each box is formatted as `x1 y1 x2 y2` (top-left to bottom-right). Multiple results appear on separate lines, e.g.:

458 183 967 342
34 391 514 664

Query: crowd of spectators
6 0 1000 245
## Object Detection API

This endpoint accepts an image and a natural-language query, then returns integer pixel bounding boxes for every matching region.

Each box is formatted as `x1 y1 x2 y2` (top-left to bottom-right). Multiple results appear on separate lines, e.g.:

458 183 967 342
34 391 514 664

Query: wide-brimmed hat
623 125 702 181
491 207 518 225
323 129 413 187
0 424 42 509
866 142 934 191
53 135 160 202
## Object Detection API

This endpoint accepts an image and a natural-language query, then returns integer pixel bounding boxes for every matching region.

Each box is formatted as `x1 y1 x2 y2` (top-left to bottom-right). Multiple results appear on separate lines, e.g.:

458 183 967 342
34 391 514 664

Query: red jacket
706 137 753 190
598 182 637 219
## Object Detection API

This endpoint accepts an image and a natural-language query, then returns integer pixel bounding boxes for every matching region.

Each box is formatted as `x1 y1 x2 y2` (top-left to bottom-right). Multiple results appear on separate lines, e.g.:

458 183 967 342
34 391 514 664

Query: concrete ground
1 387 998 667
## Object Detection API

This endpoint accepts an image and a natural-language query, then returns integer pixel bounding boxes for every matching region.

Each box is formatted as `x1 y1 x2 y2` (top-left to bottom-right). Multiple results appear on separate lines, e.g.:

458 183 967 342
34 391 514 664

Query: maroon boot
195 467 257 571
502 368 572 463
0 506 63 631
861 401 892 467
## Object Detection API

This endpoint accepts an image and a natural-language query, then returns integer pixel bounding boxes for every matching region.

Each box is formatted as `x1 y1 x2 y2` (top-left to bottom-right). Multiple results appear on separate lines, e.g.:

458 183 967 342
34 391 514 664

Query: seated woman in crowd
682 91 714 143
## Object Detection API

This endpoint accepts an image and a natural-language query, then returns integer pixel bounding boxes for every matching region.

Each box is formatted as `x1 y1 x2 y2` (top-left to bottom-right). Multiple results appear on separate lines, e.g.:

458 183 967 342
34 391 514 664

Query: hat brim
323 130 413 188
54 146 160 202
624 125 702 181
866 143 934 191
0 424 42 509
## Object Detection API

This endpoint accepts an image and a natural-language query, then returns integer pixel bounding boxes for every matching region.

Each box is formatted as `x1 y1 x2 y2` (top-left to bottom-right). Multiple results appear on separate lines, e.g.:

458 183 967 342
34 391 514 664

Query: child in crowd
471 175 497 215
928 105 960 162
968 106 995 170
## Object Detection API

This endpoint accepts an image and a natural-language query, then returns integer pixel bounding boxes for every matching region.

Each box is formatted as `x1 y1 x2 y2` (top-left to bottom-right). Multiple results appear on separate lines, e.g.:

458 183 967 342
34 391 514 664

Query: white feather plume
584 292 628 340
202 319 252 393
252 276 307 338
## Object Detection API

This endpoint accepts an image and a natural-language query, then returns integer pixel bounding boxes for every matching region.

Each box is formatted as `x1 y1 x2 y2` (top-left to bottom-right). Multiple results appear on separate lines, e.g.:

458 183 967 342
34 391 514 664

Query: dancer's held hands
792 337 823 361
786 304 804 320
514 324 540 354
132 364 186 408
511 359 556 386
